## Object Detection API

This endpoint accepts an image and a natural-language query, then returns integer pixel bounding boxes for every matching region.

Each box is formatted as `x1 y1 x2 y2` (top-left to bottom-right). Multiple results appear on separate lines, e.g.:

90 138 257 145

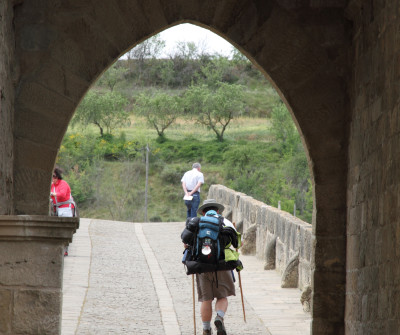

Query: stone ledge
0 215 79 242
208 184 312 291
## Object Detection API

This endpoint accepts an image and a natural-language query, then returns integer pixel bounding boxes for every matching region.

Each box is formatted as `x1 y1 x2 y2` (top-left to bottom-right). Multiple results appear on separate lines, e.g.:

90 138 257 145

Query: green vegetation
57 35 313 223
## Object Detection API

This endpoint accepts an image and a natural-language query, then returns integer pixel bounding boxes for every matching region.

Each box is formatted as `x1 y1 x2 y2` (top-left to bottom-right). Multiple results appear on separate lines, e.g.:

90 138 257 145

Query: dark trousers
185 191 200 218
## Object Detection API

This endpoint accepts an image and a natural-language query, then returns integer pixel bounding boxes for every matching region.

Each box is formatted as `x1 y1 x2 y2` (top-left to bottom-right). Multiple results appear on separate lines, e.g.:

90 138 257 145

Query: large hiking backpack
195 210 224 264
181 210 243 275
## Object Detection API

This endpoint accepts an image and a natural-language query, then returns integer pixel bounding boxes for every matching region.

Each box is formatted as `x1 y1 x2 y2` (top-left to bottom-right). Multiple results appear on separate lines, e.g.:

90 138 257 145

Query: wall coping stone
0 215 79 242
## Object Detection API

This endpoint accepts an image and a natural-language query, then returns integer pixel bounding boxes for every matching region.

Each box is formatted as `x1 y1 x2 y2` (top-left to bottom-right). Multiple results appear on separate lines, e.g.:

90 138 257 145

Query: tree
270 102 300 155
98 62 128 91
133 92 183 139
196 56 234 87
72 91 130 136
125 34 166 83
184 83 244 141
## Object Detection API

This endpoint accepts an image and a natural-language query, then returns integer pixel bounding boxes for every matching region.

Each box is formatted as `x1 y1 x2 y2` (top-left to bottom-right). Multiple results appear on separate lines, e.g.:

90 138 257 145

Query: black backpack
182 210 229 275
195 210 224 264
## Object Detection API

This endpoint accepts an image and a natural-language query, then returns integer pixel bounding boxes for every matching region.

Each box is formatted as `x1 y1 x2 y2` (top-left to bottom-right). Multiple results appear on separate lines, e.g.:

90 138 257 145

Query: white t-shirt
181 168 204 192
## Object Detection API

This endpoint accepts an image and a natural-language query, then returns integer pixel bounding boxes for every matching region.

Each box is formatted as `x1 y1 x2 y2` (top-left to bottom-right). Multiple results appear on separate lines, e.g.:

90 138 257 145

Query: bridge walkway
62 219 311 335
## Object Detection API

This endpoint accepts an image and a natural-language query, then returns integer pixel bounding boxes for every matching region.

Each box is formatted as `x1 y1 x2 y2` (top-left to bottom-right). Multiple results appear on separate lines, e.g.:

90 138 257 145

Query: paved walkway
62 219 311 335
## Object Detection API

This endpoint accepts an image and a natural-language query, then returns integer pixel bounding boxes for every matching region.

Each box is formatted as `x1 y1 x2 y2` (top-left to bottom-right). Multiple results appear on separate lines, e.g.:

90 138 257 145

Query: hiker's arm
182 181 189 196
221 227 239 248
55 182 69 198
188 181 203 195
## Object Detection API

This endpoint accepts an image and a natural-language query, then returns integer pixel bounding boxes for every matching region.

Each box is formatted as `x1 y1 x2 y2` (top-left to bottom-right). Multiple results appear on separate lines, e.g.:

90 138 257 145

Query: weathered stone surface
13 289 61 335
301 286 312 313
0 289 12 333
241 223 257 255
0 241 62 287
0 215 78 335
3 1 400 333
264 235 276 270
0 0 15 215
208 185 312 290
281 252 299 288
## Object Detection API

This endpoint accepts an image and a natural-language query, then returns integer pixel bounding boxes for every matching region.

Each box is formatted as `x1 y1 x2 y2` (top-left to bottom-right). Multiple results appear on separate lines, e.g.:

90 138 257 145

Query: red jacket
51 179 72 208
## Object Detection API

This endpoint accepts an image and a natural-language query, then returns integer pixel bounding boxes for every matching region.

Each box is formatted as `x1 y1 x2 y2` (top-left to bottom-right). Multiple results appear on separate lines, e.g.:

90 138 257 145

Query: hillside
58 46 312 223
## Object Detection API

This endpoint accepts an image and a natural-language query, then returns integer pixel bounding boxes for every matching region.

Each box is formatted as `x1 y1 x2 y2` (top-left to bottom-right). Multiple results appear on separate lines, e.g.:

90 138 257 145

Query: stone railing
208 185 313 310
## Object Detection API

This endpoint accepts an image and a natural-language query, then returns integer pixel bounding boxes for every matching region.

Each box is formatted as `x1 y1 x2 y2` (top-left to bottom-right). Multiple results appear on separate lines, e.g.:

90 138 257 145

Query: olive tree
133 92 183 140
72 90 130 136
98 63 128 91
184 83 244 141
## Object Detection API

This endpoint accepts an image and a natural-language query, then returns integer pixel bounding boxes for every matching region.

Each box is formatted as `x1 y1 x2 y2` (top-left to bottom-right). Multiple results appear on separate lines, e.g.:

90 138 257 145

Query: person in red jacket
51 167 75 256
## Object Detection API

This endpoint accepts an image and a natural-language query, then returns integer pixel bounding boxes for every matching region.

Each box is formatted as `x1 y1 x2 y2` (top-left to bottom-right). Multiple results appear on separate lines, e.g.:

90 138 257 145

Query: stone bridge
209 185 313 297
61 218 311 335
1 1 400 334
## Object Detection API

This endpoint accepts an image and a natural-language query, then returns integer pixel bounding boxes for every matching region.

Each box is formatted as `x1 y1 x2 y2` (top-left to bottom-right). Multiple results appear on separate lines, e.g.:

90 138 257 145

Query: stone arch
12 1 350 333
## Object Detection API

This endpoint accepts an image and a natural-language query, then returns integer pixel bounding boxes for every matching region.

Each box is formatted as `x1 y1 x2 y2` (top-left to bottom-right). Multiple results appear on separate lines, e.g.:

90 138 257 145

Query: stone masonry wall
0 0 15 215
208 184 312 291
346 2 400 333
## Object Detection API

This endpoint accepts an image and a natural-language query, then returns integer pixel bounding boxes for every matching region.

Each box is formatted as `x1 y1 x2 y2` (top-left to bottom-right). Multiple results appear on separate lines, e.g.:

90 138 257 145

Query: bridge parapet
0 215 79 335
208 185 312 297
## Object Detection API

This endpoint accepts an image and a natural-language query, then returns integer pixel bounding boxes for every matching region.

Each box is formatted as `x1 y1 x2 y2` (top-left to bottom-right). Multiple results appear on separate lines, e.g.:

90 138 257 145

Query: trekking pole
238 270 246 322
192 274 196 334
233 222 246 323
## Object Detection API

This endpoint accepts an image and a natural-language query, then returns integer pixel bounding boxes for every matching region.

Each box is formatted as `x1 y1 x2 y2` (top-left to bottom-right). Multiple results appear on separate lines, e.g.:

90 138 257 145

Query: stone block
300 226 312 261
0 289 12 333
312 291 345 322
314 236 346 272
15 138 57 171
34 60 88 104
298 260 311 290
311 318 344 334
256 223 267 259
346 234 361 270
313 207 346 236
345 293 362 322
264 234 276 270
346 270 359 294
13 289 61 335
241 223 256 255
281 252 299 288
275 237 285 275
265 209 274 233
312 268 345 294
0 241 63 287
17 81 75 122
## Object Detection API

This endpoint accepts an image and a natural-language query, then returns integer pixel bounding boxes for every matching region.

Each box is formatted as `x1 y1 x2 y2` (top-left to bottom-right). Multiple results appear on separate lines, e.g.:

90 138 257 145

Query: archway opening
59 23 313 225
60 23 313 335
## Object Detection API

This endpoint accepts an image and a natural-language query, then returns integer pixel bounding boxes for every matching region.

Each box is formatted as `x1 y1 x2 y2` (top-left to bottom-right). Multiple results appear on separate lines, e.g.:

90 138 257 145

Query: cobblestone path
63 219 310 335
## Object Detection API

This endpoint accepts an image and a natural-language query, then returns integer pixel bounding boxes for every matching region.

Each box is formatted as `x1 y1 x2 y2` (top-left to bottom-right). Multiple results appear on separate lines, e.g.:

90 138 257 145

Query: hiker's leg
190 192 200 217
185 200 192 218
214 298 228 334
215 297 228 314
201 300 213 322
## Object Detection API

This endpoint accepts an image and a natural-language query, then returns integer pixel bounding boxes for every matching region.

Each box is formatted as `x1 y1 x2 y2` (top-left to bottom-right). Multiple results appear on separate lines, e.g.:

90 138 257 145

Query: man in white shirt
181 162 204 218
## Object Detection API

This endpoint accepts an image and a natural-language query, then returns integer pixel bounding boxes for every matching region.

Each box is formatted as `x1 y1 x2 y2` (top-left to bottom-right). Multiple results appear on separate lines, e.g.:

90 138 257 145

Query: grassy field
65 112 312 224
67 115 276 222
118 115 273 142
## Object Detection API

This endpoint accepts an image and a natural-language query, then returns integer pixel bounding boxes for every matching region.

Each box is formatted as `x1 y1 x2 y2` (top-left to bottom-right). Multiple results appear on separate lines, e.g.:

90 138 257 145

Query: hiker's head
53 167 63 181
192 162 201 170
202 206 218 214
197 199 224 215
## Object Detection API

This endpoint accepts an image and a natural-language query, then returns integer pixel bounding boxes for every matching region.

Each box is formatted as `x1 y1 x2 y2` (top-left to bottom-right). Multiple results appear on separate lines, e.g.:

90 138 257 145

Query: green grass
117 116 272 143
65 115 312 223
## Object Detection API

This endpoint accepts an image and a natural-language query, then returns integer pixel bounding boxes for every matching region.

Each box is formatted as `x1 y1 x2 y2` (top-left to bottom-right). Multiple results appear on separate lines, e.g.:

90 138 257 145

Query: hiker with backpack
181 162 204 218
181 199 243 335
